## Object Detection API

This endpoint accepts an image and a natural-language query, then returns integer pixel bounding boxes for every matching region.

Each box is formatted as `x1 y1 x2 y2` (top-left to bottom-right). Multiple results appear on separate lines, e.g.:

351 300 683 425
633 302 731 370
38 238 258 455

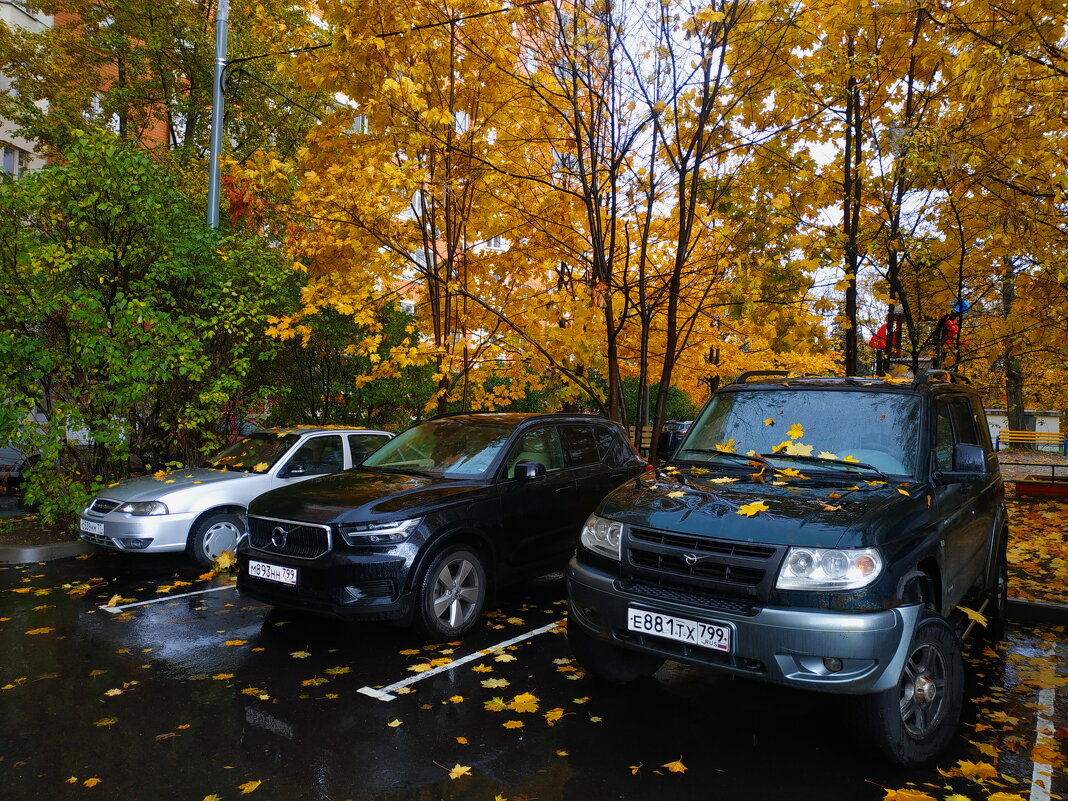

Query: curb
0 539 93 565
1006 598 1068 626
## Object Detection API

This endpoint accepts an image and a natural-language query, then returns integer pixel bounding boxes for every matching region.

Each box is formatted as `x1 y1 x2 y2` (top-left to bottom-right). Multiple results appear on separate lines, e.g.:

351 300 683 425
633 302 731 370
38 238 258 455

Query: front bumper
236 546 415 623
78 511 199 553
567 556 921 694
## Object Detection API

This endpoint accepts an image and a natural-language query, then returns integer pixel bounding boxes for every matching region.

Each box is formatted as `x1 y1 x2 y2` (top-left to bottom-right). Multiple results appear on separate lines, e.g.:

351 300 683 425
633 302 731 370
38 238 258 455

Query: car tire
187 511 245 569
567 620 665 684
415 546 487 641
983 538 1008 642
854 615 963 767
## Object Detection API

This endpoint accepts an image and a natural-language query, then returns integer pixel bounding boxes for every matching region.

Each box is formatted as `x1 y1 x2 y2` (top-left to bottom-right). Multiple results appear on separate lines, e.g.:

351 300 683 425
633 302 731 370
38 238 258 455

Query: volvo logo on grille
271 526 289 549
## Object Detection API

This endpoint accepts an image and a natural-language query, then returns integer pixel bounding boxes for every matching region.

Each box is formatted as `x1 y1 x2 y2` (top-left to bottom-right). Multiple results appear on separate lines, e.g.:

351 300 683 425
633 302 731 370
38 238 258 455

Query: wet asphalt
1 551 1064 801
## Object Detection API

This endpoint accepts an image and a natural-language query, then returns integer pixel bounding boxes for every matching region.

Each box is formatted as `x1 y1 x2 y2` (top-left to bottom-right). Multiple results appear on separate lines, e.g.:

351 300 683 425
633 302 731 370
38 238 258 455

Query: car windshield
676 389 922 477
207 433 300 472
362 418 512 478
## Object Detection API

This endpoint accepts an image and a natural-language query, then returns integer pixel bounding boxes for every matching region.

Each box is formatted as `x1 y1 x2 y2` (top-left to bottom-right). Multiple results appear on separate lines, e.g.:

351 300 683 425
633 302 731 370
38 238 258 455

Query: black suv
566 371 1007 767
237 413 648 639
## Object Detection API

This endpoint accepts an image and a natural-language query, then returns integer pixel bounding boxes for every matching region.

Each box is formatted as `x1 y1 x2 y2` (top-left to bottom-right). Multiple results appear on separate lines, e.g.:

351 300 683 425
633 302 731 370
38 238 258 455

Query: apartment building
0 0 50 176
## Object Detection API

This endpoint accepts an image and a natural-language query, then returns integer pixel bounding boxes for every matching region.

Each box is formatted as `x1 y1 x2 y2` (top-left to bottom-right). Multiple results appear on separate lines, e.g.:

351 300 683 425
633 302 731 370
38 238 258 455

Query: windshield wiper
367 466 438 478
674 449 771 469
760 452 890 482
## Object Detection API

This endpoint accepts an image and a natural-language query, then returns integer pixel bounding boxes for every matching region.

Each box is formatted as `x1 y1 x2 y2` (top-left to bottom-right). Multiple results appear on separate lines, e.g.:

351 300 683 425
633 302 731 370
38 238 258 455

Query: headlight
339 518 420 545
581 514 623 560
775 546 883 591
118 501 169 516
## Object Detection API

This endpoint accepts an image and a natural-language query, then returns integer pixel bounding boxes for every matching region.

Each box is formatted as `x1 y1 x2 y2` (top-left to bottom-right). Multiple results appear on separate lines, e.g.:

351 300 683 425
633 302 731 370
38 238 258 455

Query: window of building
1 145 29 178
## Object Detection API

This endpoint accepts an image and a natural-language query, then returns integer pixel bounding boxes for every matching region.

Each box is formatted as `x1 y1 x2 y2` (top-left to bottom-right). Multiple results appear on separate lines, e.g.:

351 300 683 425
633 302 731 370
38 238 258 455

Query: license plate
627 608 731 652
79 518 104 535
247 559 297 586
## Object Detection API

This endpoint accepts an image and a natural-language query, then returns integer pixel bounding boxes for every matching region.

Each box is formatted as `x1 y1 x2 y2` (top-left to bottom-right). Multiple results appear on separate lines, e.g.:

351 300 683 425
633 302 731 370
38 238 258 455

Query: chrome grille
90 498 120 514
248 516 331 560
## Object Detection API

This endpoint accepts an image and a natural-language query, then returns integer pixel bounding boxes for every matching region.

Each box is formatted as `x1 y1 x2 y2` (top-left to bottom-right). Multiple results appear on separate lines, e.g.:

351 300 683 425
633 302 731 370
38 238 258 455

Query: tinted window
594 424 629 467
362 419 511 478
948 401 980 445
208 432 299 473
286 435 344 476
934 405 955 471
348 433 389 464
505 427 565 474
561 425 600 467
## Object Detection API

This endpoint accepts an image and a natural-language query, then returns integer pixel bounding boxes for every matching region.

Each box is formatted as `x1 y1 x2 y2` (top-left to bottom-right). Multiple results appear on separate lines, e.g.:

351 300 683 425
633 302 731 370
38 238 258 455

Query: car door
498 425 577 576
273 435 344 488
928 398 989 607
563 423 625 517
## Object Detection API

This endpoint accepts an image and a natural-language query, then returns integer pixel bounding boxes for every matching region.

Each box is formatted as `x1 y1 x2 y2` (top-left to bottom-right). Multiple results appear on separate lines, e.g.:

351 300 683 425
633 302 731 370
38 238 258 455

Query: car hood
248 469 491 524
600 470 926 549
93 468 252 502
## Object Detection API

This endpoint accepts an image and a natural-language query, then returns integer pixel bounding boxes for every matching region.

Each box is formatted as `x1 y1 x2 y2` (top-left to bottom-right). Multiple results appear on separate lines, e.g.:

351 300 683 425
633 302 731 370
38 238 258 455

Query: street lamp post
207 0 230 228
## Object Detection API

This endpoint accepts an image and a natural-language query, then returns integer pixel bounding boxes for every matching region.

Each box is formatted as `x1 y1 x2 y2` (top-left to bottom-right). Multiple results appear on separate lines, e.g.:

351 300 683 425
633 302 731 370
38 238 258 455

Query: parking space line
1030 685 1057 801
357 618 566 701
99 585 237 614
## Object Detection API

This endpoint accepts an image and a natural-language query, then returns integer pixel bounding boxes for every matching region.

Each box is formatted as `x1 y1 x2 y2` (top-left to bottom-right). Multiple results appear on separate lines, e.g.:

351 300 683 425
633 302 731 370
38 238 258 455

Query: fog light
119 538 153 550
823 657 843 673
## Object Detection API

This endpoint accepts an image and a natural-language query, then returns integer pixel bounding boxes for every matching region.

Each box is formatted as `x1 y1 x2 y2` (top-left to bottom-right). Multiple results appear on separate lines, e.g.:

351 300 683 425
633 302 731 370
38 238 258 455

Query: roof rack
731 370 791 385
913 369 971 386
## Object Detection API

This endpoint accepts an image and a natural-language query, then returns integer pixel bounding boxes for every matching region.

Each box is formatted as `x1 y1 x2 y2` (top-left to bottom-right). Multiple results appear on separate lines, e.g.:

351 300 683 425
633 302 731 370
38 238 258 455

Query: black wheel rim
430 556 481 629
899 642 948 737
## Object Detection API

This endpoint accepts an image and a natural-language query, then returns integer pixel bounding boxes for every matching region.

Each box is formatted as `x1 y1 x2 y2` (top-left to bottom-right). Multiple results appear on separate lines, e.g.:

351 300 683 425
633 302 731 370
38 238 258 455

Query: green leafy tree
0 129 292 520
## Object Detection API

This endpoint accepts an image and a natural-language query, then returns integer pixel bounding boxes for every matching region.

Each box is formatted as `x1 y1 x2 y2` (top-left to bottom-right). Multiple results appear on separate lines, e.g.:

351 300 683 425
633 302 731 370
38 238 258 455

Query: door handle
555 486 571 493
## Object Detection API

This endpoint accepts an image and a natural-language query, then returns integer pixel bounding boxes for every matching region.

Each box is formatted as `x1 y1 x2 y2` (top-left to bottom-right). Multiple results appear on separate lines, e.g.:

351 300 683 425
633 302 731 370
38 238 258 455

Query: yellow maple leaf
897 488 911 496
817 451 837 460
387 719 402 728
787 423 804 439
481 678 510 689
882 790 936 801
708 476 738 484
661 758 687 773
503 720 524 729
224 640 247 647
952 760 998 781
324 666 350 675
736 501 768 517
448 764 471 780
484 697 508 712
784 442 814 457
408 663 433 673
399 648 420 655
545 708 565 725
957 606 988 627
986 794 1027 801
83 777 102 788
763 418 774 426
448 695 464 703
212 673 233 681
252 462 269 473
66 777 78 784
471 664 493 673
93 717 118 727
667 490 684 499
777 468 808 479
456 736 468 744
714 439 737 453
772 439 791 453
508 692 539 713
842 455 860 463
237 780 262 794
203 795 222 801
24 627 53 635
290 651 311 659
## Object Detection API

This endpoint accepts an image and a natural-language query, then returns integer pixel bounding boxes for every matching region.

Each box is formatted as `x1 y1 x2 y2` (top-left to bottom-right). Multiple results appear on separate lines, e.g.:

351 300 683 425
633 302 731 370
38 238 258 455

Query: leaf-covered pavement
0 552 1065 801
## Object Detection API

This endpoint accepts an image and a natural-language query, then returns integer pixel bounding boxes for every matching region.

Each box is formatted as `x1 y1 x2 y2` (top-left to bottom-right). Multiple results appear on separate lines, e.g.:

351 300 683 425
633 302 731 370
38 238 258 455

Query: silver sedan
78 427 393 567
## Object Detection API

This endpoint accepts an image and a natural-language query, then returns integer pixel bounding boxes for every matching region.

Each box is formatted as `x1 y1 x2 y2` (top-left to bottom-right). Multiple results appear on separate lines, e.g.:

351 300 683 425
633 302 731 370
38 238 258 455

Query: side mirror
282 463 307 478
656 431 685 462
513 460 547 480
953 443 987 473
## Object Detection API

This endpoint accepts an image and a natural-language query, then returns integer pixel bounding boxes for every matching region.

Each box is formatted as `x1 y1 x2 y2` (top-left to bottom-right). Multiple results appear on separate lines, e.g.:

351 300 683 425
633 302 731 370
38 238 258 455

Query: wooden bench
995 430 1067 454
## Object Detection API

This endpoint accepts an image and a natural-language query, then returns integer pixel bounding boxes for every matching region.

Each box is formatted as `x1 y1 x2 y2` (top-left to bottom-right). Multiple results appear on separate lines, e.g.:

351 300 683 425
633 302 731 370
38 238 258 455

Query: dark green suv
566 371 1007 767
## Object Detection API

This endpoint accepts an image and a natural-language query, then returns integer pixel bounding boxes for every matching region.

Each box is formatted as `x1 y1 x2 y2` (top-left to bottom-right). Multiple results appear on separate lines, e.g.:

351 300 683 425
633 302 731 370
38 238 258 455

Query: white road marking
1030 685 1057 801
357 618 566 701
99 584 237 614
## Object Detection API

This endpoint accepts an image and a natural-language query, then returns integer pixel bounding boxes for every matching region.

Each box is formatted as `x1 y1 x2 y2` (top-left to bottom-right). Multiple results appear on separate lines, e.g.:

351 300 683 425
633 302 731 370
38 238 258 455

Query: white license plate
79 518 104 535
247 559 297 586
627 608 731 652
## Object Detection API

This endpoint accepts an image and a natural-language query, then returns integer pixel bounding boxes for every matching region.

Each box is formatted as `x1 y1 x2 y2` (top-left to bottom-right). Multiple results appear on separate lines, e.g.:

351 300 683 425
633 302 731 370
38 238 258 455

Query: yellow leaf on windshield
736 502 768 517
842 455 860 463
763 418 774 426
817 451 837 460
787 424 804 440
709 477 738 484
784 442 814 457
667 491 684 499
714 439 737 453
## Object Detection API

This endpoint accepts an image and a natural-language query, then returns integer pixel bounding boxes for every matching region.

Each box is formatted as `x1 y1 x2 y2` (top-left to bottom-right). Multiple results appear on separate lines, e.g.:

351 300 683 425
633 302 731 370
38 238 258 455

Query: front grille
81 532 114 547
248 516 331 560
625 526 785 603
621 581 757 616
90 498 120 514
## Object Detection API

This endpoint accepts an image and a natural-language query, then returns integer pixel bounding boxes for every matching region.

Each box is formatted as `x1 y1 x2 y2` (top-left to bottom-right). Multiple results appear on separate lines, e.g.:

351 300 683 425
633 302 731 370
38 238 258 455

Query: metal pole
207 0 230 228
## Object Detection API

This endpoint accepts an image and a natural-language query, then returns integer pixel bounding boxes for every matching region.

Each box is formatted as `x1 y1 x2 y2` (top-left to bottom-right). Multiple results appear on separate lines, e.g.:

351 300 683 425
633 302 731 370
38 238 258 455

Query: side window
347 433 388 465
593 424 630 467
561 425 600 467
933 405 955 471
286 435 344 476
948 400 980 446
505 427 564 475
